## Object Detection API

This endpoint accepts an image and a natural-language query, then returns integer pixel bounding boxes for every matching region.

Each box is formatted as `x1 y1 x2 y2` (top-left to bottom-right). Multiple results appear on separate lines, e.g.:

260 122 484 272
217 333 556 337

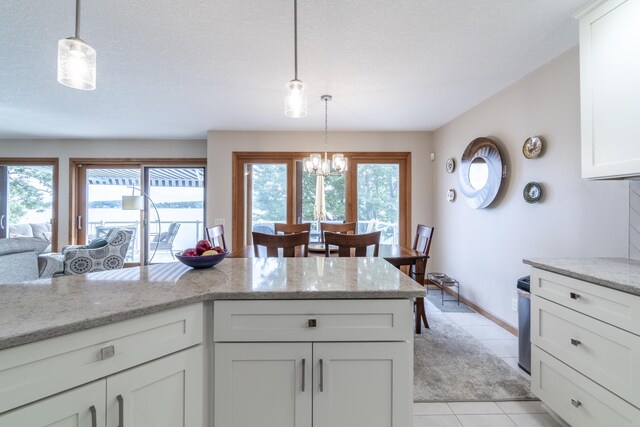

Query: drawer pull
319 359 324 392
89 405 97 427
570 338 581 346
301 358 306 392
571 398 582 408
308 319 317 328
100 345 115 360
570 292 580 300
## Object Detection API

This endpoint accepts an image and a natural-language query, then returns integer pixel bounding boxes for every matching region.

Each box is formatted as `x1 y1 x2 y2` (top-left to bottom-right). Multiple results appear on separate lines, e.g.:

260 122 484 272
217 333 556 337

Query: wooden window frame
70 158 207 265
0 158 60 252
232 152 411 249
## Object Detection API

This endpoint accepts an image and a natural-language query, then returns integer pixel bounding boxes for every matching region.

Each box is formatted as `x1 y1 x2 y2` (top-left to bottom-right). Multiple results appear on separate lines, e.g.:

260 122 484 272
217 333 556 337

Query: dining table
228 243 429 333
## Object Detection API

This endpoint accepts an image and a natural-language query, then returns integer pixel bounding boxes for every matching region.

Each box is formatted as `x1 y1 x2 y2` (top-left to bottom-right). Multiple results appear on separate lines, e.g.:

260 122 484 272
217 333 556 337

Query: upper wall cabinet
580 0 640 179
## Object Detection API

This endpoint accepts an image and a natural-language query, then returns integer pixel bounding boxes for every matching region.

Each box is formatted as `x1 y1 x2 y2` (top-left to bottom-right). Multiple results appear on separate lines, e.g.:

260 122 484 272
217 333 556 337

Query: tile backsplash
631 180 640 260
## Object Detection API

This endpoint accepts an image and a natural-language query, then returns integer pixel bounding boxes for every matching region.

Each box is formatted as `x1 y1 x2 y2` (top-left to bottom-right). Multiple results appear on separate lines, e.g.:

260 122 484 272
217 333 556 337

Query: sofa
60 228 133 275
0 237 59 282
8 222 53 252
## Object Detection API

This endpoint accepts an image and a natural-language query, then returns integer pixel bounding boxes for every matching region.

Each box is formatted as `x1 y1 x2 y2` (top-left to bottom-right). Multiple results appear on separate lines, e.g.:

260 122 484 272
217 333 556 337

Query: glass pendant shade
57 37 96 90
284 80 307 117
332 153 347 172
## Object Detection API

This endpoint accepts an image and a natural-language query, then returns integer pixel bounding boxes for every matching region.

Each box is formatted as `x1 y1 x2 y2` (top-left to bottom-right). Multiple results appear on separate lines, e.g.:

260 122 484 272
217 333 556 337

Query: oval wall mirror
459 137 504 209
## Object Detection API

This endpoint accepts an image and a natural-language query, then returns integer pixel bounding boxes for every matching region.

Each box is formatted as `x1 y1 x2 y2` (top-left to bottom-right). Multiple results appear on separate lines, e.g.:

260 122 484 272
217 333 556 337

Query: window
71 159 206 265
233 152 410 248
0 159 58 251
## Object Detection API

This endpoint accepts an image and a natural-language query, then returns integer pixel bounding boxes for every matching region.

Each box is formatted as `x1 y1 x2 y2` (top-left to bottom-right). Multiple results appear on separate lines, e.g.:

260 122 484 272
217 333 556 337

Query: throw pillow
41 231 53 242
87 238 108 249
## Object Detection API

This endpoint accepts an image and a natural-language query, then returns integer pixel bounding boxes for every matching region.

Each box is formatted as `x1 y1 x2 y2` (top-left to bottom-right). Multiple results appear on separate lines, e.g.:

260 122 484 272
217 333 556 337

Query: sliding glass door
0 161 57 251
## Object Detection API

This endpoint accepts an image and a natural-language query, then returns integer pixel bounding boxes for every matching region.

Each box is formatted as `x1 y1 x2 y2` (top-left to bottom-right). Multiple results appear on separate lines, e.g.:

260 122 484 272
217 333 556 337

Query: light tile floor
412 311 565 426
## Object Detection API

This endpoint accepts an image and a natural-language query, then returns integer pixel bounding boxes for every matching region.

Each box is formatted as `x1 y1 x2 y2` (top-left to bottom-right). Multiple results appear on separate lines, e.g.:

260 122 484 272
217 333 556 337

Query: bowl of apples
175 240 228 269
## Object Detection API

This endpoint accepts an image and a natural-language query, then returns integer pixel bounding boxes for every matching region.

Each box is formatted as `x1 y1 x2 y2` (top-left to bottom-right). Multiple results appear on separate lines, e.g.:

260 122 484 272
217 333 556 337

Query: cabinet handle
301 358 306 392
570 292 580 300
319 359 324 392
89 405 97 427
308 319 317 328
571 338 581 346
571 398 582 408
117 394 124 427
0 214 5 230
100 345 115 360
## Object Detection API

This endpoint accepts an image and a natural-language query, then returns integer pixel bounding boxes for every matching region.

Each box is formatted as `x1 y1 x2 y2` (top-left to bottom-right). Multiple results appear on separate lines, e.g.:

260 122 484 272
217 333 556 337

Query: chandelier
57 0 96 90
284 0 307 117
303 95 348 176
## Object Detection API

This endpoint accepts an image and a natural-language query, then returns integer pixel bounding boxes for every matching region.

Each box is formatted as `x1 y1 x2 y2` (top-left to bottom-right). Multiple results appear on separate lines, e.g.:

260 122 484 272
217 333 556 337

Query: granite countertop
523 257 640 296
0 257 424 350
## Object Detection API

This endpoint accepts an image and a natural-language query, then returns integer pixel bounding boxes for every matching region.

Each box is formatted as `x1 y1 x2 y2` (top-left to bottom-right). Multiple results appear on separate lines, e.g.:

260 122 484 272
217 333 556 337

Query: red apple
196 239 212 255
212 246 223 253
182 248 198 257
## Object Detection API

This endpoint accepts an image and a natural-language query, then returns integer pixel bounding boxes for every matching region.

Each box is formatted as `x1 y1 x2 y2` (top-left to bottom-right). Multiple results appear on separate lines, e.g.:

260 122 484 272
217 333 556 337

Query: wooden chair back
252 231 310 258
274 223 311 235
320 222 357 242
206 225 227 251
324 231 381 257
413 225 434 256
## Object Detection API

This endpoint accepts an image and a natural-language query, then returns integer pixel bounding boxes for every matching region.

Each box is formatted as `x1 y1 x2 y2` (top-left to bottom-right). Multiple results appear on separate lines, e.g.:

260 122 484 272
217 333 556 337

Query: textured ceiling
0 0 592 139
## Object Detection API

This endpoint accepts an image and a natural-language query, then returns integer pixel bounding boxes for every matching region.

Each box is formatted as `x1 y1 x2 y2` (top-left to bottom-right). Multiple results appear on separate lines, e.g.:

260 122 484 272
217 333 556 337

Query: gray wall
432 48 629 327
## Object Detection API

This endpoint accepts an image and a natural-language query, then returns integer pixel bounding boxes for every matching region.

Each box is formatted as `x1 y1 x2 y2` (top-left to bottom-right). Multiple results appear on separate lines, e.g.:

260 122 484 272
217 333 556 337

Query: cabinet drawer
0 303 203 414
213 299 411 342
532 296 640 407
531 268 640 334
532 349 640 426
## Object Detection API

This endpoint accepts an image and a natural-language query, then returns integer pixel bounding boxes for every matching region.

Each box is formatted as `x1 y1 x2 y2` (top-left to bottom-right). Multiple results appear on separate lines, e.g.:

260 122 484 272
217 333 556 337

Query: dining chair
274 223 311 235
252 231 310 258
319 222 357 242
412 225 434 330
206 224 227 252
324 231 380 257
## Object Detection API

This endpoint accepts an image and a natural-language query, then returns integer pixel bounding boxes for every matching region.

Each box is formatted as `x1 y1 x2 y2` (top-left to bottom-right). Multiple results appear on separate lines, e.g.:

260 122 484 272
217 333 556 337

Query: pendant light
284 0 307 117
303 95 348 176
57 0 96 90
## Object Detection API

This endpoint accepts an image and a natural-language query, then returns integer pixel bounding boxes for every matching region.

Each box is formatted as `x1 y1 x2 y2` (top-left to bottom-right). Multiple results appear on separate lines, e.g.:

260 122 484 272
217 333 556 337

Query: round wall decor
458 137 505 209
523 182 543 203
446 158 456 173
447 189 456 202
523 136 543 159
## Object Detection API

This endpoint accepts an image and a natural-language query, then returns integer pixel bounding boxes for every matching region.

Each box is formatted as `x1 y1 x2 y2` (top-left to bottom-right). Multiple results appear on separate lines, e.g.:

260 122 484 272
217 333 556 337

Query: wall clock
446 158 456 173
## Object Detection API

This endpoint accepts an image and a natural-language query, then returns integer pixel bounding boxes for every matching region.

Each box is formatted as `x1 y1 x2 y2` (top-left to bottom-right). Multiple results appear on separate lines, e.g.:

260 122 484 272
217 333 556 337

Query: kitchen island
0 257 423 427
524 257 640 426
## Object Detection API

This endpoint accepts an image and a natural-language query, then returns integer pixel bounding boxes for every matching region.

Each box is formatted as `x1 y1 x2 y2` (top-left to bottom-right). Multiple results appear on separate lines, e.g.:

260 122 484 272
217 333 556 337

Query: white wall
0 139 206 247
432 48 629 328
207 131 434 249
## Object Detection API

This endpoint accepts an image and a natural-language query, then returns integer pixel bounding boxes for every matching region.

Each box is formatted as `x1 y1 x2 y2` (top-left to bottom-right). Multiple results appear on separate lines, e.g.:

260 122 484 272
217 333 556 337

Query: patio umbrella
313 175 326 221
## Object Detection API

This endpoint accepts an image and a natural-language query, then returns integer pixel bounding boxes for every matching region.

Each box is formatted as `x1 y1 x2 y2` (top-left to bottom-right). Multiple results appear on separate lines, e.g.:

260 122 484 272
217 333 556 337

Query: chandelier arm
75 0 81 39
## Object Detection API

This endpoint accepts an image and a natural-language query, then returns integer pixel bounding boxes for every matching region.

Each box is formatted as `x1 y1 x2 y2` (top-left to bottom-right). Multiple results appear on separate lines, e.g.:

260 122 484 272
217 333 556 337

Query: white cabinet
212 300 413 427
107 346 203 427
0 380 106 427
0 346 202 427
530 268 640 425
580 0 640 179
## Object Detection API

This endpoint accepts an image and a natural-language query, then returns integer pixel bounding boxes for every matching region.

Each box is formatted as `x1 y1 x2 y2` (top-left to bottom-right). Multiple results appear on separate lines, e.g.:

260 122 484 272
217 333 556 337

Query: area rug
414 300 535 402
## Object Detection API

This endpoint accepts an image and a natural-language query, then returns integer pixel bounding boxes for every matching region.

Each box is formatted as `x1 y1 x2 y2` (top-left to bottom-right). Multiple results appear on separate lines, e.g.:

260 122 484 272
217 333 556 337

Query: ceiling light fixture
303 95 348 176
284 0 307 117
57 0 96 90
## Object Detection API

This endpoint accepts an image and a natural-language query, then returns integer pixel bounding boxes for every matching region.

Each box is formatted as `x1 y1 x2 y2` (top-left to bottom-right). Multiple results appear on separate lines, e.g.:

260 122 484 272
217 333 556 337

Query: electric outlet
512 293 518 312
214 217 225 227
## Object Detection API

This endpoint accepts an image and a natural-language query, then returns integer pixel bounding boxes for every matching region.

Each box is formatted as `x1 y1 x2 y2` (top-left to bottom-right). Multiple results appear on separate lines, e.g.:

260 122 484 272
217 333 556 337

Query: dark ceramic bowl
175 250 228 269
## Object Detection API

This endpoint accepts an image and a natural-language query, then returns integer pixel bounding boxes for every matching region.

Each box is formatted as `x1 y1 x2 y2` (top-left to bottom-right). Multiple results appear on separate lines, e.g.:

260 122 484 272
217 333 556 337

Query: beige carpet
414 300 536 402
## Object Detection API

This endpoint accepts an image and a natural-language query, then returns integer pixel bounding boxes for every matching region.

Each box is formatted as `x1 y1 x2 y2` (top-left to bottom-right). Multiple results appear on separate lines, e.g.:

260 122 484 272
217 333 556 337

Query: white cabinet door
0 380 106 427
214 342 312 427
580 0 640 179
106 346 203 427
313 342 412 427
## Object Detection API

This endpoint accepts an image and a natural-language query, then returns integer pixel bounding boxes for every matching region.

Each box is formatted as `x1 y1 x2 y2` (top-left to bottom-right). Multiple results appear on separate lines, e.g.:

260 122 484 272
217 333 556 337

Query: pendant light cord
75 0 81 38
293 0 298 80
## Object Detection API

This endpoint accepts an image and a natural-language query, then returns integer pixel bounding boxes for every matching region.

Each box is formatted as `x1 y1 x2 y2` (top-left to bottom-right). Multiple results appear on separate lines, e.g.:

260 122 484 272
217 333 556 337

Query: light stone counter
523 257 640 296
0 257 424 350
